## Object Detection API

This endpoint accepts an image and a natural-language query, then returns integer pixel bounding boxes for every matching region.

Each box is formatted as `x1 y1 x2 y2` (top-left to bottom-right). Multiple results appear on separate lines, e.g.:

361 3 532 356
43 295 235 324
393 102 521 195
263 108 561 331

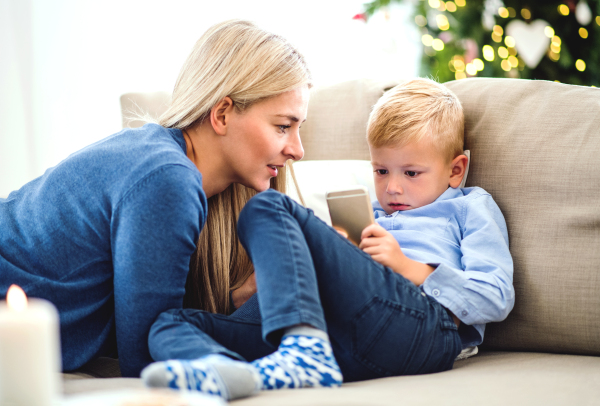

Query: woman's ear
449 154 469 188
209 97 235 136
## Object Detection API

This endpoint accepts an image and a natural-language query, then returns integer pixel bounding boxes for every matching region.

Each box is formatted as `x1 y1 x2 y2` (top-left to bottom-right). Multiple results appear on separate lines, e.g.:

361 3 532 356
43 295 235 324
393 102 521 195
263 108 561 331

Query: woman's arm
111 165 206 377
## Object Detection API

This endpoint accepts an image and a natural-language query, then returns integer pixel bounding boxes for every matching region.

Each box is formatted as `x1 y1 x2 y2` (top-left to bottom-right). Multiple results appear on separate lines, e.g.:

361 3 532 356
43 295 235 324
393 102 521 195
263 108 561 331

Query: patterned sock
251 335 343 390
141 354 261 401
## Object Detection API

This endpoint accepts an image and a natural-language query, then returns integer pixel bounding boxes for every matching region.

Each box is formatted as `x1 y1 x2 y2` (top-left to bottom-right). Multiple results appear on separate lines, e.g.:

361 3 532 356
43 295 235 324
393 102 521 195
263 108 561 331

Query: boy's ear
209 96 235 136
449 154 469 188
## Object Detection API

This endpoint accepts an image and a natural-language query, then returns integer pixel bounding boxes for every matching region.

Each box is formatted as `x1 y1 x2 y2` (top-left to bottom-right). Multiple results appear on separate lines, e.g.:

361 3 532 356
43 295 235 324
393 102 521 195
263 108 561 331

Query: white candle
0 285 62 406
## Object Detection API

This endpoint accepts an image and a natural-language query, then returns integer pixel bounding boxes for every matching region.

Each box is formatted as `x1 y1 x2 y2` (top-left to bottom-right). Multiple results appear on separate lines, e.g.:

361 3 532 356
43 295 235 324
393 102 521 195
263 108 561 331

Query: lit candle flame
7 284 28 312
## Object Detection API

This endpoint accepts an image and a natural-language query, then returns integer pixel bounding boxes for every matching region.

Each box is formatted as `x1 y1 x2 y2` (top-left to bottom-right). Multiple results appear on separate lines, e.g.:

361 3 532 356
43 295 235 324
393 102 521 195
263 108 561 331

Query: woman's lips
267 165 278 177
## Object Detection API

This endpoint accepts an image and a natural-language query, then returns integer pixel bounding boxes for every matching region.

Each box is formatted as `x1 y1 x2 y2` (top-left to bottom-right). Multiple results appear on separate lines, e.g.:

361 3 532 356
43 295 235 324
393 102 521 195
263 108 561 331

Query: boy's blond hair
367 78 464 161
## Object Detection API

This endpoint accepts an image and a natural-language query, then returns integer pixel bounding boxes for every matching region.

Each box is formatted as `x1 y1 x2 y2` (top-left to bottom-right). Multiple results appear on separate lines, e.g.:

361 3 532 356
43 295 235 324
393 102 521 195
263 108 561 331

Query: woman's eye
375 169 388 175
405 171 418 177
278 125 291 133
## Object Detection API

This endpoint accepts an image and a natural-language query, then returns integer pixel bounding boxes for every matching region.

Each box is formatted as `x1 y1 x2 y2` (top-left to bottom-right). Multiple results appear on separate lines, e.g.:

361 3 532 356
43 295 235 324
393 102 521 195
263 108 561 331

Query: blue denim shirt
0 124 207 376
373 186 514 348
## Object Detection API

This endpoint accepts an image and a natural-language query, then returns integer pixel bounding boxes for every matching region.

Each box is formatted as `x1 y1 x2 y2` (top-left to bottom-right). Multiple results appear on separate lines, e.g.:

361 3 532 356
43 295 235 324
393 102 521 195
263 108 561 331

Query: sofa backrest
120 78 600 356
303 78 600 356
443 78 600 356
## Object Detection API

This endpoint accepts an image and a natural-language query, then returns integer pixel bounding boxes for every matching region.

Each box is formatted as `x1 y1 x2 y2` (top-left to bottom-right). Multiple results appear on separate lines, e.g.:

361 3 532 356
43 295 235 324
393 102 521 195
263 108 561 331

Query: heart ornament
505 19 551 68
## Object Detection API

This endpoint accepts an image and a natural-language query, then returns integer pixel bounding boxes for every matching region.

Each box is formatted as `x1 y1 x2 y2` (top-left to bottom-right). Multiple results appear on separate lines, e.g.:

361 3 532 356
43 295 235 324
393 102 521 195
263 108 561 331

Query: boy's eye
405 171 418 177
277 125 291 133
375 169 388 175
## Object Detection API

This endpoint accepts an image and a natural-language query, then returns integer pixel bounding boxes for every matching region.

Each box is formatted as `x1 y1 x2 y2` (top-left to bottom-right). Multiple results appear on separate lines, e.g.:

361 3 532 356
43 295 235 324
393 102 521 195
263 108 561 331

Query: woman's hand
333 226 349 239
359 223 434 286
231 273 257 309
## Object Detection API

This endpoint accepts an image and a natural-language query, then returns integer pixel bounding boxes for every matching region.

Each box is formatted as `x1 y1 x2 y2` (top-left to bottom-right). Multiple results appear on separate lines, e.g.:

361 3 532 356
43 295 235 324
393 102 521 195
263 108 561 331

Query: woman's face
224 86 309 192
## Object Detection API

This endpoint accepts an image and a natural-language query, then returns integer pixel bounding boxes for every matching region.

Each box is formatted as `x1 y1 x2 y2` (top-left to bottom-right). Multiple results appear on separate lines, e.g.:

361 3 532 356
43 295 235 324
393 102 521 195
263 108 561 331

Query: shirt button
421 292 426 297
432 289 441 297
462 310 469 316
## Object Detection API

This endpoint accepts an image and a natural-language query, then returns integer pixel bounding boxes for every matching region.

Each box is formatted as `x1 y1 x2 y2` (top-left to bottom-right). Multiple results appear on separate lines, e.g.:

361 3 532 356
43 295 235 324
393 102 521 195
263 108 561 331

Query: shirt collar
372 187 462 215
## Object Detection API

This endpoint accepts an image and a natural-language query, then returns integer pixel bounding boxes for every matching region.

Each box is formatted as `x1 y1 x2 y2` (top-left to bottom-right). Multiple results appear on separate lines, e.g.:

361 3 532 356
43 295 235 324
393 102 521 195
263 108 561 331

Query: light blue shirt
373 186 514 348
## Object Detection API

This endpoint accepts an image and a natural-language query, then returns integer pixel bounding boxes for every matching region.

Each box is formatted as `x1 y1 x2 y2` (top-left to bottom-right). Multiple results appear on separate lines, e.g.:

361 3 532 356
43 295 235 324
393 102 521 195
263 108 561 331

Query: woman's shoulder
81 123 196 180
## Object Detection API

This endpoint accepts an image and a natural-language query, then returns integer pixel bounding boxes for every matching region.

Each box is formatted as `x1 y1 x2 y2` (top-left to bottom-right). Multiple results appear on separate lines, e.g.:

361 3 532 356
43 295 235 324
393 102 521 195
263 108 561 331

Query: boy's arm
420 193 515 325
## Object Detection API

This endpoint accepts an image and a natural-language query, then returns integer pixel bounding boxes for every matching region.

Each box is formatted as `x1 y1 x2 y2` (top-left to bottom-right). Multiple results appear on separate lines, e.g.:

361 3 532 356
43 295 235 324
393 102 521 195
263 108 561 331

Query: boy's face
370 140 461 215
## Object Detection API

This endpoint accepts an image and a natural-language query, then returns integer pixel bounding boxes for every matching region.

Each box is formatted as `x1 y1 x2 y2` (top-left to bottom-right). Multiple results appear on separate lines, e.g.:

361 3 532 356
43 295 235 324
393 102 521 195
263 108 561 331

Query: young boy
141 78 514 401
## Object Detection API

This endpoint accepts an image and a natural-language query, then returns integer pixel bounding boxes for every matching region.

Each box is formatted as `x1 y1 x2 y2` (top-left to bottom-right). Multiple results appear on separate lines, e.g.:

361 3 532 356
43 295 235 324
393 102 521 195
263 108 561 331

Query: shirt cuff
422 262 479 325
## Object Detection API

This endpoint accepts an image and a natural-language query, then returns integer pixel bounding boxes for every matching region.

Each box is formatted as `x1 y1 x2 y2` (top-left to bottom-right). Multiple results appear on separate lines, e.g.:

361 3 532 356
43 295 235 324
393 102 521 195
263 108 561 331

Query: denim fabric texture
150 190 464 382
373 186 514 347
0 124 207 377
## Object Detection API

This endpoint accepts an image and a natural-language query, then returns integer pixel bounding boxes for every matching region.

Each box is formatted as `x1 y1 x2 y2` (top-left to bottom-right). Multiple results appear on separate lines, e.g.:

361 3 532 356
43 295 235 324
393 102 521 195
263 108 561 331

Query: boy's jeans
149 190 462 382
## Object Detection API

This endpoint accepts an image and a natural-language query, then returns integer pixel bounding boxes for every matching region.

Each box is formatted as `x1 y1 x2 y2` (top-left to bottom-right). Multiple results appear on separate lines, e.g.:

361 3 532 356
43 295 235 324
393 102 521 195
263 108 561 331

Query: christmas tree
357 0 600 86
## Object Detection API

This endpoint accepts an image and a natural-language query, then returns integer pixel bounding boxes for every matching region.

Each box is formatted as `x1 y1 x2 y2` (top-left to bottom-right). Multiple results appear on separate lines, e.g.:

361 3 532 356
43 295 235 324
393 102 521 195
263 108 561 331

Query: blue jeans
149 190 462 382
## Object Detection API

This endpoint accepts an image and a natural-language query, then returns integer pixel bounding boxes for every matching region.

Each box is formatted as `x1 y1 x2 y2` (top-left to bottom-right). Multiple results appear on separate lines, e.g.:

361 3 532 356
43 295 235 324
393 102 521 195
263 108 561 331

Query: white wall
0 0 421 197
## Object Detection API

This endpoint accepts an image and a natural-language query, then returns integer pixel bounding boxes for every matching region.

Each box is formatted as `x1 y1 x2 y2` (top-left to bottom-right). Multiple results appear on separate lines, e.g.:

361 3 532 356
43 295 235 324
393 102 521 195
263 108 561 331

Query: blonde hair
160 19 311 314
367 78 464 161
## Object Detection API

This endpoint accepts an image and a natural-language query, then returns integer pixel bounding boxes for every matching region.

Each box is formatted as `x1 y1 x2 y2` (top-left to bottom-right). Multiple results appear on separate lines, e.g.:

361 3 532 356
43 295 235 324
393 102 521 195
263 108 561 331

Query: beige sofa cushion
304 78 600 356
120 78 600 356
444 79 600 355
301 79 397 160
62 352 600 405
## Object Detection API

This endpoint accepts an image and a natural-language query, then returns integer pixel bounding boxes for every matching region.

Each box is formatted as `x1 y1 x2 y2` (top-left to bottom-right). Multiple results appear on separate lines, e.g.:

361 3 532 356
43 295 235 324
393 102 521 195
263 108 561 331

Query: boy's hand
359 223 404 271
359 223 435 286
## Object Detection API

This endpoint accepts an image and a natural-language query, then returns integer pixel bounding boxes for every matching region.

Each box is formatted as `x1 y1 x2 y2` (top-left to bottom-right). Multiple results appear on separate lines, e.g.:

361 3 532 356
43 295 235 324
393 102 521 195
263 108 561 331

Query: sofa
62 78 600 405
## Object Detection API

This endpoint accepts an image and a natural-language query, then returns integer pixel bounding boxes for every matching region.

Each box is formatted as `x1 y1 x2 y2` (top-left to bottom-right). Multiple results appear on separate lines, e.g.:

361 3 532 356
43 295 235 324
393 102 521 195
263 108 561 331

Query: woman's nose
284 131 304 161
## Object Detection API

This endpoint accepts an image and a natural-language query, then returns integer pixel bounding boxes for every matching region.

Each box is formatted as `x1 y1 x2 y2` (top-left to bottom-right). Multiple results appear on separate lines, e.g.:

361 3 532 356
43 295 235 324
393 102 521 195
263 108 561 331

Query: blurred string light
482 45 495 61
492 25 503 43
361 0 598 84
558 4 570 16
415 15 427 27
437 14 450 30
504 36 515 48
422 34 434 47
432 38 445 51
498 46 509 59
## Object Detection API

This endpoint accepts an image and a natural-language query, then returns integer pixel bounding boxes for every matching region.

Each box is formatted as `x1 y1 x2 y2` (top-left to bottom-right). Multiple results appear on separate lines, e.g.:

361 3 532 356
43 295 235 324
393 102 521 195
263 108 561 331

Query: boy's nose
386 178 403 195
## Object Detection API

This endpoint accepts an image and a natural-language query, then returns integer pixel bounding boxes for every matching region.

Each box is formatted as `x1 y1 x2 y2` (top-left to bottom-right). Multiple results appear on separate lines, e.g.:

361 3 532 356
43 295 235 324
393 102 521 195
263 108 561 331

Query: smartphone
326 185 375 246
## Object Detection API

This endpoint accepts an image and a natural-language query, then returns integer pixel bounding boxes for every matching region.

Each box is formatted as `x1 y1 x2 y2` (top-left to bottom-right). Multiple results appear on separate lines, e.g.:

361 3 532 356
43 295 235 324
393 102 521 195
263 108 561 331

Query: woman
0 19 310 377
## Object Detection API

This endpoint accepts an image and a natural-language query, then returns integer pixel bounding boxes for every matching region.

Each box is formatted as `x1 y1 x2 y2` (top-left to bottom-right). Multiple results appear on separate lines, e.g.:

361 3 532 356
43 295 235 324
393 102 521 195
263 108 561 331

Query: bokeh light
558 4 569 16
482 45 495 61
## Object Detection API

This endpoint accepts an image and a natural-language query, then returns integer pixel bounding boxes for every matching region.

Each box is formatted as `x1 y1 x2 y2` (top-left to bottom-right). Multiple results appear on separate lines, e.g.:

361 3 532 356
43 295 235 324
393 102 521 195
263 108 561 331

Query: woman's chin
244 179 271 193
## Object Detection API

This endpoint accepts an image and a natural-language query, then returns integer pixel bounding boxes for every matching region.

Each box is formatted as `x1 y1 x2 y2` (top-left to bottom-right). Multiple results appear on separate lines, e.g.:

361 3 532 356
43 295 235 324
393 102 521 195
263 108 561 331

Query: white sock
141 354 261 401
